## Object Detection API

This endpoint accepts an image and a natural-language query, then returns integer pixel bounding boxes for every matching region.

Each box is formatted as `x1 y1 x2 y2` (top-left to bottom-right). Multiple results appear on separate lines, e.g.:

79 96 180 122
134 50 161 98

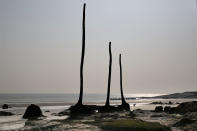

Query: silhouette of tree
69 3 95 114
119 54 130 111
105 42 112 107
76 3 86 106
119 54 126 104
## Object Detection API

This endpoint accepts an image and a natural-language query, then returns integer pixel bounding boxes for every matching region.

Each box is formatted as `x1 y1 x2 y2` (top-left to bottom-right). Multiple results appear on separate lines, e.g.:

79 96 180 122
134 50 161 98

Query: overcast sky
0 0 197 94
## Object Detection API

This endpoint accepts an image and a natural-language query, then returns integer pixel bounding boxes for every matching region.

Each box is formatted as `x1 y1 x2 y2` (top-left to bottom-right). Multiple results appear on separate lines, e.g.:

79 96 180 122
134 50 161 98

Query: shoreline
2 97 197 107
0 98 197 130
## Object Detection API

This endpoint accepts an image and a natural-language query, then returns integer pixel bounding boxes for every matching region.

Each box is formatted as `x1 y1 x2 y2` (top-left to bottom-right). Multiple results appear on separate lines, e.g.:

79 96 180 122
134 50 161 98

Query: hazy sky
0 0 197 94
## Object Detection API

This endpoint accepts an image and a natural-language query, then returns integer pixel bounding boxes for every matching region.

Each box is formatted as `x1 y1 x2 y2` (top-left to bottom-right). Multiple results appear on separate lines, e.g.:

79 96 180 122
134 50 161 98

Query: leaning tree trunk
105 42 112 106
76 3 86 106
119 54 126 104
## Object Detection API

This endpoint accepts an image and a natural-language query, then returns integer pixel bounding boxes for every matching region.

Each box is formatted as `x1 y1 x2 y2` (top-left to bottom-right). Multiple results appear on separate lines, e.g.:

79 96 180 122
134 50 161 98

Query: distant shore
111 91 197 100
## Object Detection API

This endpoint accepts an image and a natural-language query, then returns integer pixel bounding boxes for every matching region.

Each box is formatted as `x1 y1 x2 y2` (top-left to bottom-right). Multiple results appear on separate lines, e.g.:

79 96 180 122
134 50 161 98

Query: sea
0 93 163 107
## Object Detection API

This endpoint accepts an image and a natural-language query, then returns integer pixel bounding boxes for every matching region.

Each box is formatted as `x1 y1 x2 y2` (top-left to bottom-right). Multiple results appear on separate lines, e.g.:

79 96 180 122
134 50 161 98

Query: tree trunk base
99 103 130 113
69 104 95 114
117 102 130 111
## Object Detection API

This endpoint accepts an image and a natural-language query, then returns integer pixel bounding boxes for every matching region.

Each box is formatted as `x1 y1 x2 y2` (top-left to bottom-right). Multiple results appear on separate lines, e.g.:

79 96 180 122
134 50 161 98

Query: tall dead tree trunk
105 42 112 106
119 54 126 104
76 3 86 106
118 54 130 111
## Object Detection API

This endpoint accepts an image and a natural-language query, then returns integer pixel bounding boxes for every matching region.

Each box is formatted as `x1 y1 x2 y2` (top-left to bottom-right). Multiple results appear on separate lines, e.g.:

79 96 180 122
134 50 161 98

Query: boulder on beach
154 106 163 112
168 101 173 105
2 104 9 109
169 107 177 114
176 101 197 114
0 111 14 116
163 106 177 114
164 106 171 113
23 104 43 119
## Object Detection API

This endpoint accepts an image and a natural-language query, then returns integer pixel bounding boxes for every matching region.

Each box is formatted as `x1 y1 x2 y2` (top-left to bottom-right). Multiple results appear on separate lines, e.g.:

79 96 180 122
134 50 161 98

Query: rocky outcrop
164 106 171 112
0 111 14 116
163 101 197 114
155 106 163 112
23 104 43 119
2 104 9 109
176 101 197 114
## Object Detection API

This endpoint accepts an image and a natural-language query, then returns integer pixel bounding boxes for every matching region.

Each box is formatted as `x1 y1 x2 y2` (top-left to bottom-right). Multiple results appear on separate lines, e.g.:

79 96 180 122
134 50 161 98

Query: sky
0 0 197 94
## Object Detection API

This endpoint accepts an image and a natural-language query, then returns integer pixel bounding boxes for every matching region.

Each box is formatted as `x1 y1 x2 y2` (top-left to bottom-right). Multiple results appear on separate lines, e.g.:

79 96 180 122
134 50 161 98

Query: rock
169 107 177 114
151 101 163 105
173 118 195 127
168 101 173 105
164 101 197 114
0 111 14 116
176 101 197 114
154 106 163 112
2 104 9 109
23 104 43 119
45 110 50 112
164 106 171 113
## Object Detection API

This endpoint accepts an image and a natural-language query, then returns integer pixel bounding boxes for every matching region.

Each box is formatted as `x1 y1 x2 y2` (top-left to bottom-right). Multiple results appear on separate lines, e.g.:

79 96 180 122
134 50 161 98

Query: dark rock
2 104 9 109
45 110 50 112
151 101 163 105
176 101 197 114
0 111 14 116
164 106 171 113
173 118 196 127
168 101 173 105
23 104 43 119
169 107 177 114
154 106 163 112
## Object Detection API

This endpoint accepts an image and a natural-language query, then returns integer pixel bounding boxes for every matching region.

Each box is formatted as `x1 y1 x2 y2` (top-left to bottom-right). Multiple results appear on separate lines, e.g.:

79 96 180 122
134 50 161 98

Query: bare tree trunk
119 54 126 104
105 42 112 106
77 3 86 106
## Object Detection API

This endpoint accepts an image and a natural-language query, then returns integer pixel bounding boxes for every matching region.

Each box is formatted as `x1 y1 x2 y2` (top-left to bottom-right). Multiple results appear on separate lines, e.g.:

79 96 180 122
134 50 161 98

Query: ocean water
0 93 162 107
